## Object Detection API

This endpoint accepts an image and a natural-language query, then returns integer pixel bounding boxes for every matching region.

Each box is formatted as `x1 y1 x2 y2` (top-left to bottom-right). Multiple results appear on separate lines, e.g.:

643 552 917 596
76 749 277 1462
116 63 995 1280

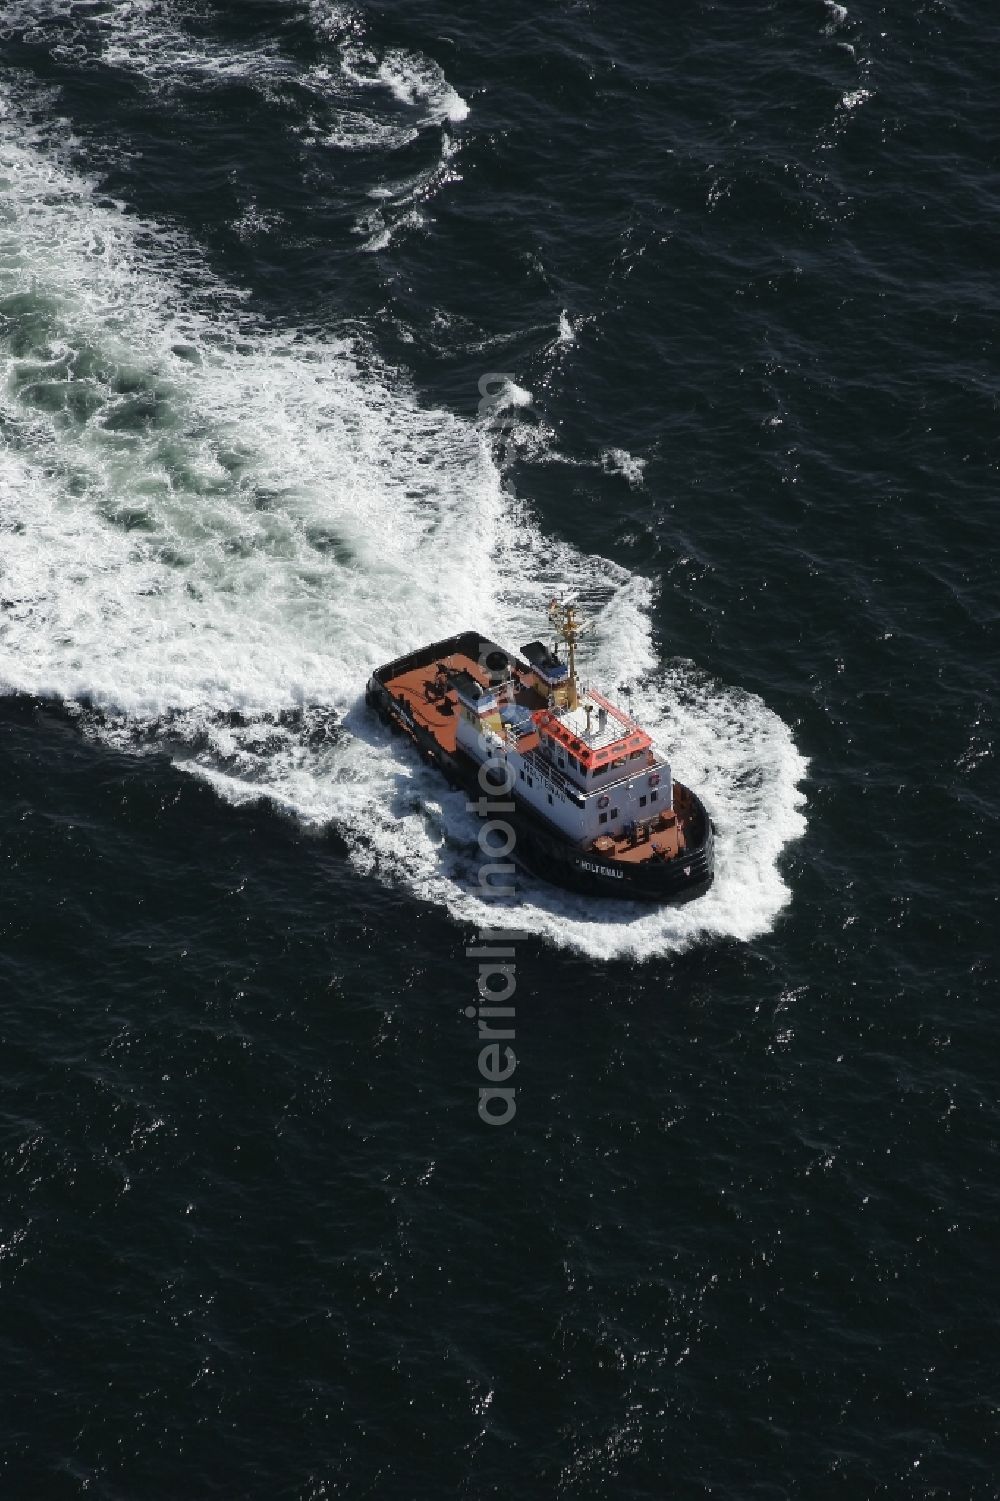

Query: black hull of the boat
366 634 714 905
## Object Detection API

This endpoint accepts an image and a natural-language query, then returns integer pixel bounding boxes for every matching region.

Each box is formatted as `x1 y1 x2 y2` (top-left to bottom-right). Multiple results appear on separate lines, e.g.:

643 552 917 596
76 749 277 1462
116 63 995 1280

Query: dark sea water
1 1 997 1495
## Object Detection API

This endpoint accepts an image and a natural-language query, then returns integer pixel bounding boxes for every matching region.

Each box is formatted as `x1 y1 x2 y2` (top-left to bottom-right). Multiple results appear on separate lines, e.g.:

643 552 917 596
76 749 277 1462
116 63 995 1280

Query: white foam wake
0 0 469 154
0 0 470 255
0 109 807 960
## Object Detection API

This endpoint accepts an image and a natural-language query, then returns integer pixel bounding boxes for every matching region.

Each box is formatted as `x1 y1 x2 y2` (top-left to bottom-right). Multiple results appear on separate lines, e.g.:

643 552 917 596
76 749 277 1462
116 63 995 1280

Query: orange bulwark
532 706 652 771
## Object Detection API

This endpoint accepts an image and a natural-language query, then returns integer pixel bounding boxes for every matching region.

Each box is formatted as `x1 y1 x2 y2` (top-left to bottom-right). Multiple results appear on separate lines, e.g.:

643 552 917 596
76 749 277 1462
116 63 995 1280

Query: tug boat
365 603 714 902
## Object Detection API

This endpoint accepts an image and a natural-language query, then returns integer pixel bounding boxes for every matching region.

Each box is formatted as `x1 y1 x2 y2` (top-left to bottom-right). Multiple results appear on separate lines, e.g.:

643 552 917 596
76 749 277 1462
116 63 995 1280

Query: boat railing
521 745 583 801
488 726 588 804
581 685 643 733
490 720 662 808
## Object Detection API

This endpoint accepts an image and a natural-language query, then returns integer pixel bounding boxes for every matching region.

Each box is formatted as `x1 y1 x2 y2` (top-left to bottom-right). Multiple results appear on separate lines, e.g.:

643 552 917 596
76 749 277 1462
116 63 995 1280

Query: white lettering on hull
578 860 624 880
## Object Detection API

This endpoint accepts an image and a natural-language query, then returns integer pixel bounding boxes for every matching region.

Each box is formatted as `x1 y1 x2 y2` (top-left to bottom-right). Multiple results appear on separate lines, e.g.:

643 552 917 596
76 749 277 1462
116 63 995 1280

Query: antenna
548 597 584 711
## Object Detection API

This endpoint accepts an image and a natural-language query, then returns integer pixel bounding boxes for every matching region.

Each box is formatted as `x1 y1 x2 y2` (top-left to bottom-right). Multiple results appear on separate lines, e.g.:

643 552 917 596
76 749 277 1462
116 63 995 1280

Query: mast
548 599 582 711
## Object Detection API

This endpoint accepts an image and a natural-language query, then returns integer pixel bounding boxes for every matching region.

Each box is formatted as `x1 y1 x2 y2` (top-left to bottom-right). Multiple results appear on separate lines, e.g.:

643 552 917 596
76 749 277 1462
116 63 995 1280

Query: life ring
649 772 660 787
598 794 610 809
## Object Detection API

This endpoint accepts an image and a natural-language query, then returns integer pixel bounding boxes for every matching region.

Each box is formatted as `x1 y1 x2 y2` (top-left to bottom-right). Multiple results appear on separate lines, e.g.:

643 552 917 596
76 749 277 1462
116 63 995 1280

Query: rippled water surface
1 1 996 1495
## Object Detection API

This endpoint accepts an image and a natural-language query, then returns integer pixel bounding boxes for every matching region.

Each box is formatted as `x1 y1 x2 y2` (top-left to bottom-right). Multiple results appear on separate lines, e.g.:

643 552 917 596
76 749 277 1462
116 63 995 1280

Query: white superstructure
452 607 673 847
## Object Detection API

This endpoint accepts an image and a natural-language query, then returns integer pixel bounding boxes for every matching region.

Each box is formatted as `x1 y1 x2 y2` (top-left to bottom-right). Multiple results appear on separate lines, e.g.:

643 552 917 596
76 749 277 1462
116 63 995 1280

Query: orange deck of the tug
383 654 687 865
607 814 685 863
382 655 485 755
